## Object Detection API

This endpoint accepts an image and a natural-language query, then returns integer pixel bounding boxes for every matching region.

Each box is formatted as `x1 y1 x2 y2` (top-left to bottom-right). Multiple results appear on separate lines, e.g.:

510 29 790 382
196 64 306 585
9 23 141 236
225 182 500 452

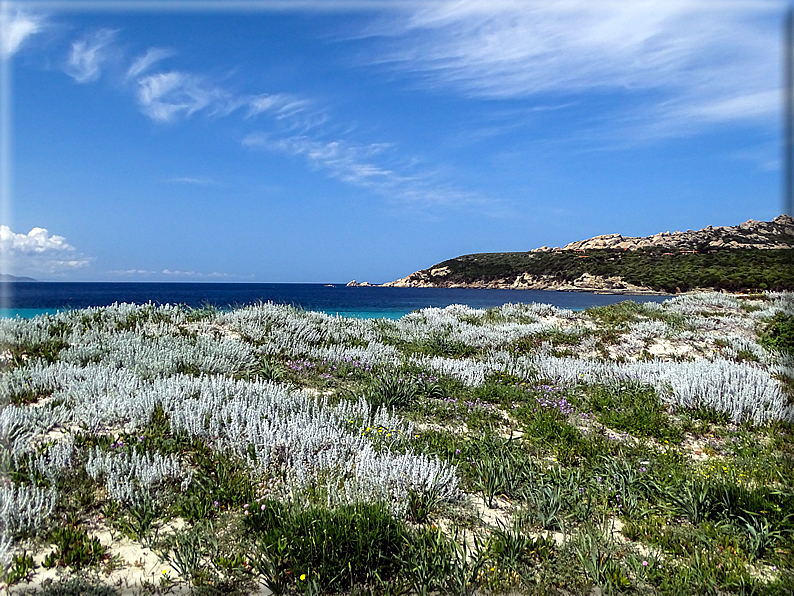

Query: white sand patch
647 339 695 359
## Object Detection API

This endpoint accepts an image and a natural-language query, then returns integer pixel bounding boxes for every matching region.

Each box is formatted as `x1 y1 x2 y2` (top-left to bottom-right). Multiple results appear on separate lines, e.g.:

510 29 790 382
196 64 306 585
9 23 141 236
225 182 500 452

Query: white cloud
1 226 71 254
243 132 485 209
246 93 312 119
165 176 217 185
136 71 213 121
161 269 235 278
127 47 176 79
0 5 45 59
65 28 117 83
57 25 488 211
372 0 781 136
108 269 157 276
135 71 240 122
0 226 92 273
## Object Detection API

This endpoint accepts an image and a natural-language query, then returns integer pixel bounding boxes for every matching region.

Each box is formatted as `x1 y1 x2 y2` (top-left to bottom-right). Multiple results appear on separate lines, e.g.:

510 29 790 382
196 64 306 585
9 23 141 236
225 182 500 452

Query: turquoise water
1 308 66 319
1 308 426 321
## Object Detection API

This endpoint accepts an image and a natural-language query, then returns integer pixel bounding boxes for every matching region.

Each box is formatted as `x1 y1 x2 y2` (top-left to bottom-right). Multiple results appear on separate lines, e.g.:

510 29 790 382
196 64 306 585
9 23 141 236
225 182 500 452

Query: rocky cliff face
383 271 664 293
383 215 794 292
551 214 794 252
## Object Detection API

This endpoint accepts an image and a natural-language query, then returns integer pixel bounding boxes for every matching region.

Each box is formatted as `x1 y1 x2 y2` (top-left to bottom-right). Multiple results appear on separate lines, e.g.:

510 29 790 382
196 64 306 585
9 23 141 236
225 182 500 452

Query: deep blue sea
0 282 670 320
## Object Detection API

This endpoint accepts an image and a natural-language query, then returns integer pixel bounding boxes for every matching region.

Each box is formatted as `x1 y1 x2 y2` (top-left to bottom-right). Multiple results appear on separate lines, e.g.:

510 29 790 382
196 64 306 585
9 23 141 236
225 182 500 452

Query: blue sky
0 0 786 283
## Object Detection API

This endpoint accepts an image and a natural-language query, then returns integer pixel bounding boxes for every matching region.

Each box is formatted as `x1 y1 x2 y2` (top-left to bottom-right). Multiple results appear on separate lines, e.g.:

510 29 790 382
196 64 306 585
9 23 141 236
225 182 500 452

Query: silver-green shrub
31 436 75 485
60 331 256 378
85 446 192 506
0 484 56 536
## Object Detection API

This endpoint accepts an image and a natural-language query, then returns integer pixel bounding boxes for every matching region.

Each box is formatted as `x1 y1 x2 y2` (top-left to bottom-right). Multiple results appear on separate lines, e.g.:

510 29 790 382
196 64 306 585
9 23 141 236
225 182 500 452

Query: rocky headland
381 215 794 294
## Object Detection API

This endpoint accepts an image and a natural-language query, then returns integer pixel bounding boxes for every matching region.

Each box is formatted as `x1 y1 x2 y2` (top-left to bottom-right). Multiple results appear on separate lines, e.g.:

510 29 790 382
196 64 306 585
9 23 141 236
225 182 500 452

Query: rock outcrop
552 214 794 253
382 215 794 293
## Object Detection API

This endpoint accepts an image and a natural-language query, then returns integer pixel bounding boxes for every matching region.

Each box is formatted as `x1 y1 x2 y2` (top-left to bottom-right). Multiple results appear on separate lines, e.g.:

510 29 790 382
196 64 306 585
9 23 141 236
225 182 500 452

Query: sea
0 282 671 320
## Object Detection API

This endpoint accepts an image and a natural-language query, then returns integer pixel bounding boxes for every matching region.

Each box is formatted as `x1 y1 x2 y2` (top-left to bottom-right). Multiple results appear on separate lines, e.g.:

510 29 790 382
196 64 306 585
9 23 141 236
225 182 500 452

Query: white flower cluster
0 483 56 536
85 446 192 506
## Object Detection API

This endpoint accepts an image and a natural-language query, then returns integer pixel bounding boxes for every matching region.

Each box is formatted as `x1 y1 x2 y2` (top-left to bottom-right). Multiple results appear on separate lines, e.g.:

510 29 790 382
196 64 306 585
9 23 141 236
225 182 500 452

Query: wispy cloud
132 71 306 124
126 47 175 78
108 268 250 279
0 5 46 59
65 28 117 83
243 132 487 209
108 268 157 276
369 1 781 138
135 71 225 122
246 93 313 121
161 269 241 278
0 226 92 273
165 176 217 185
58 24 490 211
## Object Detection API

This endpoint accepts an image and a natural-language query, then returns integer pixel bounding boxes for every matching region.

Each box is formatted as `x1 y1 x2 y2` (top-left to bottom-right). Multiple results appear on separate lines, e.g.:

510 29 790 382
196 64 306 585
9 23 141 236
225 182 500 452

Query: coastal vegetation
398 248 794 293
0 293 793 595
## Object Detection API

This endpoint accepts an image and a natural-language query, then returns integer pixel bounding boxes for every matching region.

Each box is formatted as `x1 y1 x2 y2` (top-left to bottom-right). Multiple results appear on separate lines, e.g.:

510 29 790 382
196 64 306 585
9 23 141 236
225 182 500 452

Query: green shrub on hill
424 248 794 292
759 312 794 355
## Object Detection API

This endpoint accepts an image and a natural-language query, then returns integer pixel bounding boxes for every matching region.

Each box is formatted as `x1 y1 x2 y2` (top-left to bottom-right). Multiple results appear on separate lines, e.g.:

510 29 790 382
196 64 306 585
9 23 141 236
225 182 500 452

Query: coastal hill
382 215 794 294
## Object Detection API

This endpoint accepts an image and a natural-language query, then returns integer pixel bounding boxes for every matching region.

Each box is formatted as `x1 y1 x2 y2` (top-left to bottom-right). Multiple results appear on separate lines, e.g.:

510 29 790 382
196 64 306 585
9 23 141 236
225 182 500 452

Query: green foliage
4 388 54 406
739 514 788 561
112 498 160 543
759 312 794 355
174 450 254 522
512 401 614 465
155 520 218 584
686 405 731 426
43 526 108 570
407 483 443 524
1 551 36 585
9 338 68 364
573 525 632 592
241 356 285 382
400 526 487 596
581 382 684 444
247 500 407 593
485 524 554 568
185 304 219 322
399 526 457 596
513 329 585 354
363 375 418 410
12 577 121 596
586 301 645 327
416 248 794 292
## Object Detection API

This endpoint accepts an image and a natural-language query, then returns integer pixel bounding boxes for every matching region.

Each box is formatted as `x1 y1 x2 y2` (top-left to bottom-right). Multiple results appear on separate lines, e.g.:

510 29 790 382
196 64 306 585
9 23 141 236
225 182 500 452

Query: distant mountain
383 215 794 294
0 274 37 282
